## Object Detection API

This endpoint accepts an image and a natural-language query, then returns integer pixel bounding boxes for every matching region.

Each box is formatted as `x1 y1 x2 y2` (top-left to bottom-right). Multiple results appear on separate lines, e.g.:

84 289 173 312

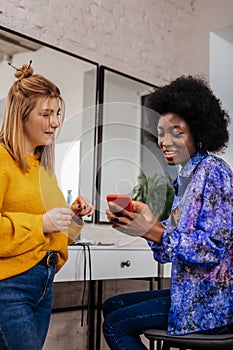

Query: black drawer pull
121 260 131 268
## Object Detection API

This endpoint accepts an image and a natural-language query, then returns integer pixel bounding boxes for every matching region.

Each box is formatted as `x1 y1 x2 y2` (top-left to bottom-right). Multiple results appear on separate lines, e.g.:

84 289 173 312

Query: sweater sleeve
67 216 84 243
0 152 47 256
0 212 46 257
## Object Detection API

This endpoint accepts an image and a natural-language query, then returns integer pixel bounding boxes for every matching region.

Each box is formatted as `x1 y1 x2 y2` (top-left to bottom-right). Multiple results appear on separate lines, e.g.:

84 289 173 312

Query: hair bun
14 62 34 80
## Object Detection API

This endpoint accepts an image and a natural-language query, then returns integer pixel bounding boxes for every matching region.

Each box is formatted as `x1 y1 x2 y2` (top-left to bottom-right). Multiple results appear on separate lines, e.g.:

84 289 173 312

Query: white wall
210 26 233 168
0 0 196 85
192 0 233 78
1 0 233 84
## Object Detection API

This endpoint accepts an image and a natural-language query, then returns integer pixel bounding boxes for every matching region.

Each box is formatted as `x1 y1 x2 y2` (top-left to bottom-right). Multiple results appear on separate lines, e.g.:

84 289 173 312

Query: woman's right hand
42 207 73 233
106 200 156 237
106 200 164 242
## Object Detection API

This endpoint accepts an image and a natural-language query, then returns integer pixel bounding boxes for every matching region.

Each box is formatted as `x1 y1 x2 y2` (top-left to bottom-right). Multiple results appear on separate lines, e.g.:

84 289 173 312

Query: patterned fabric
149 149 233 335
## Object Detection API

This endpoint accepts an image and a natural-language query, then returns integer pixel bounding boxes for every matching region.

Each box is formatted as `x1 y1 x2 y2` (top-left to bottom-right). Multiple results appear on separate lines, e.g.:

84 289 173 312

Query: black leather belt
39 251 60 268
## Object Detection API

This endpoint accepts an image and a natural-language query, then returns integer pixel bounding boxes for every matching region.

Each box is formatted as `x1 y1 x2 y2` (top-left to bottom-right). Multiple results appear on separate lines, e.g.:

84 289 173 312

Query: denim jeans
102 289 170 350
0 263 55 350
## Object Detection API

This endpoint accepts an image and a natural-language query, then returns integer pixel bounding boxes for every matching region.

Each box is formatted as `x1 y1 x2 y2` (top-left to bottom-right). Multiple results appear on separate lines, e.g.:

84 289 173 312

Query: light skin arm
42 207 73 233
106 200 164 243
71 196 94 218
43 196 94 233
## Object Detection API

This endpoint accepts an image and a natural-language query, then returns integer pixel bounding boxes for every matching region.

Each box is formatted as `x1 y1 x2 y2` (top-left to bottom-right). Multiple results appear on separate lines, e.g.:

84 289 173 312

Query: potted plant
132 173 174 221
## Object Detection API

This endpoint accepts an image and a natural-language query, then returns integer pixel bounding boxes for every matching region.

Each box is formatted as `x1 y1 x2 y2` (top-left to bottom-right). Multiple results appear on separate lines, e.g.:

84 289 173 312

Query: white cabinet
55 245 158 282
162 262 172 278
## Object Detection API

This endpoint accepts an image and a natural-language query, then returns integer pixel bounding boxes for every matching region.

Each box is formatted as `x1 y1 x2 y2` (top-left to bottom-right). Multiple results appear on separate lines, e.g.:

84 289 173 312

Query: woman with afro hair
103 75 233 349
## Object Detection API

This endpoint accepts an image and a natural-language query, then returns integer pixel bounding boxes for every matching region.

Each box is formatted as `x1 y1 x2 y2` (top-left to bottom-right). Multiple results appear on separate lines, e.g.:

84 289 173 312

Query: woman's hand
71 196 94 218
43 207 73 233
106 200 155 236
106 200 164 242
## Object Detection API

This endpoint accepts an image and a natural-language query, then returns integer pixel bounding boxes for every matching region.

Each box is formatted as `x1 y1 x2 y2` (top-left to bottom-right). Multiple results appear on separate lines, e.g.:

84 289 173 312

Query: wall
210 26 233 168
192 0 233 78
1 1 233 82
0 1 233 349
0 0 196 85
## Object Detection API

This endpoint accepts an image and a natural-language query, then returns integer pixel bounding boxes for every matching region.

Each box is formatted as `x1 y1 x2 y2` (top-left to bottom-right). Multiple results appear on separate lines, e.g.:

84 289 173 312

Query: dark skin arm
106 200 164 243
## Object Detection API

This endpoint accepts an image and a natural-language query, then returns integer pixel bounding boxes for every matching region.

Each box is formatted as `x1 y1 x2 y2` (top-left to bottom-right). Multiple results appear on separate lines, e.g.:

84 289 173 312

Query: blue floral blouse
149 149 233 335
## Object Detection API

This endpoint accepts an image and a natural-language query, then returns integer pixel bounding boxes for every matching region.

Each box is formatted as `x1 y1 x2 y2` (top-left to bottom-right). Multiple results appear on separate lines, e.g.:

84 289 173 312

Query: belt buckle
46 251 60 267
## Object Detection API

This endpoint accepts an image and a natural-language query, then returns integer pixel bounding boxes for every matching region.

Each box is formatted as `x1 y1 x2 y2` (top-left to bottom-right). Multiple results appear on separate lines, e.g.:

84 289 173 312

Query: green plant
132 173 174 221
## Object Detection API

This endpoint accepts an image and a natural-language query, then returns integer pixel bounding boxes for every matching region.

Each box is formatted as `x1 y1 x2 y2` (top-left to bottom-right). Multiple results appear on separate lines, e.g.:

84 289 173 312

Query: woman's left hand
71 196 94 218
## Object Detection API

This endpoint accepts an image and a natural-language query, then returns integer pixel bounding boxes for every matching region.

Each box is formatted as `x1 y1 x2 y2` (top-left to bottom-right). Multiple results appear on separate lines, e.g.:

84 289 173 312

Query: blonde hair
0 63 65 173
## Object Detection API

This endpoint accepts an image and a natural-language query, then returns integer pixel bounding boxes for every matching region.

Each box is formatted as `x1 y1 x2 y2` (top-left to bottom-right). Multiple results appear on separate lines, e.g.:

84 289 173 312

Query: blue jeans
102 289 170 350
0 263 55 350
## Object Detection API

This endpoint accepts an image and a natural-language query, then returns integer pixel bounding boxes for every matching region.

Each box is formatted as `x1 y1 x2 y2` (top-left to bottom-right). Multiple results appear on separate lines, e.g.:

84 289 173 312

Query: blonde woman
0 62 93 349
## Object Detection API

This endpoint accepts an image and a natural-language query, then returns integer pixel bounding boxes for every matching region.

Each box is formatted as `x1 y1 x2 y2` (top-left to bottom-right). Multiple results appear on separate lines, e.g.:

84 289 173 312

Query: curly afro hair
145 75 230 153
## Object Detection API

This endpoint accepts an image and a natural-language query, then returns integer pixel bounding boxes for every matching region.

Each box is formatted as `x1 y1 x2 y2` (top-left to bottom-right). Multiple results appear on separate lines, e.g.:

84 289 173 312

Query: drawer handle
121 260 131 268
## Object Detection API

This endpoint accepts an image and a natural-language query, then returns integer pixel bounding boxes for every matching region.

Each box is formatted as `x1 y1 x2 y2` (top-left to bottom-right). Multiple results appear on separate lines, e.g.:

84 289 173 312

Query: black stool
144 328 233 350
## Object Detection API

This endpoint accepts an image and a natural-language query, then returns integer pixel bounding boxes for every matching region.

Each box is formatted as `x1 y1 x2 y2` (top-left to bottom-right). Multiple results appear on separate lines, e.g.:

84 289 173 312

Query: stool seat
144 328 233 350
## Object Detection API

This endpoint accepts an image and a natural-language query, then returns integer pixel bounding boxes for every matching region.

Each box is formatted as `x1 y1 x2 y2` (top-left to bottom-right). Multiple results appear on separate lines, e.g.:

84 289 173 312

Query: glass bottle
66 189 72 207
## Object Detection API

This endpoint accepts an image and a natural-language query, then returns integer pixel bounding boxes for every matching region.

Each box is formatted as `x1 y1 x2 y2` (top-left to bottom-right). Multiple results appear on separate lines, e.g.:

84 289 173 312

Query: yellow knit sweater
0 144 83 280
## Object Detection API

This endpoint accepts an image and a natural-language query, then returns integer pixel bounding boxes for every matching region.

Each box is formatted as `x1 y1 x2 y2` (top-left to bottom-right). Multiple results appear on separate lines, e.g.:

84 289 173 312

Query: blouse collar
179 148 208 178
172 149 208 196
